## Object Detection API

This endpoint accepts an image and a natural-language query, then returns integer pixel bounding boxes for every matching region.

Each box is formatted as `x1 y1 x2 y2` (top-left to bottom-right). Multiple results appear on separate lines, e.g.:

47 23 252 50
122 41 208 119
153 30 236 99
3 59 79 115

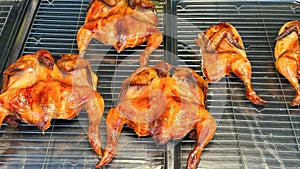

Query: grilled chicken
77 0 162 66
274 20 300 106
0 49 104 157
96 61 216 169
195 22 267 105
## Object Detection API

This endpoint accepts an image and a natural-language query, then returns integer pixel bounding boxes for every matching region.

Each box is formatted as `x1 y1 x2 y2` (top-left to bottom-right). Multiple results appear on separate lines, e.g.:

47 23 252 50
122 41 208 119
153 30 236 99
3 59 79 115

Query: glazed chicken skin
0 50 104 157
195 22 267 105
90 0 120 7
77 0 162 66
87 0 154 8
96 61 216 169
274 20 300 106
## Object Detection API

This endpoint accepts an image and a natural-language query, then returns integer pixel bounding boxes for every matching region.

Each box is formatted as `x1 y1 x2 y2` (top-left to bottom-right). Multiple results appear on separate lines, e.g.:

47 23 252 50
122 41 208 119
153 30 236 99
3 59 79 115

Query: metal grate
1 0 165 169
176 0 300 168
0 5 12 36
0 0 29 73
0 0 300 169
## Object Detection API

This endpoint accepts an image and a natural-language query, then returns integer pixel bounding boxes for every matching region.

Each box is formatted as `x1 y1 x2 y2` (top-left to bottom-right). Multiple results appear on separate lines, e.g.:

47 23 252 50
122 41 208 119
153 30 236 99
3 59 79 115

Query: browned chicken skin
274 20 300 106
96 0 120 7
0 50 104 157
96 61 216 169
195 22 268 105
87 0 155 9
77 0 162 66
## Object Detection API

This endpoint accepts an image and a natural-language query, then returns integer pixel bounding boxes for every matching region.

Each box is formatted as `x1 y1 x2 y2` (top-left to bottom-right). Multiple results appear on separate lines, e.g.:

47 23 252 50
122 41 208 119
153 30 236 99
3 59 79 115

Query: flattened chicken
0 50 104 157
195 22 267 105
96 61 216 169
274 20 300 106
77 0 162 66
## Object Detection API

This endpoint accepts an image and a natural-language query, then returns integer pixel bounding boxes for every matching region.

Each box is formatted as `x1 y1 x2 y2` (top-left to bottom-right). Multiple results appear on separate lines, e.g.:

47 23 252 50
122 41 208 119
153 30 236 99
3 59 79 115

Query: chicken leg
96 108 125 168
186 112 216 169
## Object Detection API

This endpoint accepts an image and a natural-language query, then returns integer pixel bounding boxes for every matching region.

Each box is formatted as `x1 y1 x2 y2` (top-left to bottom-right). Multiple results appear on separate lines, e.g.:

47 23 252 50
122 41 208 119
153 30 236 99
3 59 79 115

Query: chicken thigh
274 20 300 106
96 61 216 169
77 0 162 66
0 49 104 157
195 22 267 105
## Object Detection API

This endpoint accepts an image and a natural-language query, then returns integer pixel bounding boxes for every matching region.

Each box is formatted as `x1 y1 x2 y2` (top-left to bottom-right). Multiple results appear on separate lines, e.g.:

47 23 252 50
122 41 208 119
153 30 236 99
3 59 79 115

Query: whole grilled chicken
0 50 104 157
77 0 162 66
274 20 300 106
195 22 267 105
96 61 216 169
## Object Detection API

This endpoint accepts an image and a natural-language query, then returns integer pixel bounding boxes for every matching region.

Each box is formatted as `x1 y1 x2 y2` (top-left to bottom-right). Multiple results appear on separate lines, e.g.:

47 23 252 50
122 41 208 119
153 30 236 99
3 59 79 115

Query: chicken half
274 20 300 106
77 0 162 66
0 49 104 157
195 22 267 105
96 61 216 169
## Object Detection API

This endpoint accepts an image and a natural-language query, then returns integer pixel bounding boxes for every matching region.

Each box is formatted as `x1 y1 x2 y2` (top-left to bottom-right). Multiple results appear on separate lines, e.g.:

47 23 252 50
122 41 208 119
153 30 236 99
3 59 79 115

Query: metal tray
0 0 300 168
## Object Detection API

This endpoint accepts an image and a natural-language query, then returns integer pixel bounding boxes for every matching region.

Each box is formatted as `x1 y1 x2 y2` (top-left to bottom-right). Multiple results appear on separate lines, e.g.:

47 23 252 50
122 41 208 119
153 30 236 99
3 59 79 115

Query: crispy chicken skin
95 0 121 7
77 0 162 66
0 50 104 157
274 20 300 106
96 61 216 169
195 22 267 105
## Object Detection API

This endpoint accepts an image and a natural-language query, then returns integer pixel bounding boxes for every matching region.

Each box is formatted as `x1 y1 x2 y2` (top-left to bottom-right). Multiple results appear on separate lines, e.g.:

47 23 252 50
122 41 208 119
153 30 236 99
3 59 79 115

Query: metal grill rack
0 5 12 36
0 0 300 169
0 0 29 73
176 0 300 168
1 0 166 168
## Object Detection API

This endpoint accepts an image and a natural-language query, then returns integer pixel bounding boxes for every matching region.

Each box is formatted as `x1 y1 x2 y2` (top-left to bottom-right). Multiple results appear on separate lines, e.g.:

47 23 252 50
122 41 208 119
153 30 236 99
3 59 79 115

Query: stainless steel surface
0 0 300 168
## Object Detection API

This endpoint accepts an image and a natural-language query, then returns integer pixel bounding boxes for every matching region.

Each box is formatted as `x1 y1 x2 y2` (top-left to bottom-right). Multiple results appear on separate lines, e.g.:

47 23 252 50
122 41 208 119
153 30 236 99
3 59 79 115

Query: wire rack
0 0 300 169
176 0 300 168
0 5 12 36
0 0 29 73
1 0 165 168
